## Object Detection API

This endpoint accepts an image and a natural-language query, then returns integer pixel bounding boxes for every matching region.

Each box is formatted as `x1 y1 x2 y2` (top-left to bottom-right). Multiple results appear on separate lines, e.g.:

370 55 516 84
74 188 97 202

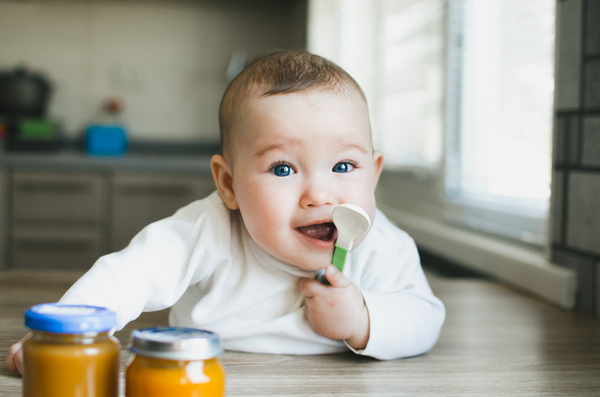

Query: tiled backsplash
0 0 306 143
552 0 600 317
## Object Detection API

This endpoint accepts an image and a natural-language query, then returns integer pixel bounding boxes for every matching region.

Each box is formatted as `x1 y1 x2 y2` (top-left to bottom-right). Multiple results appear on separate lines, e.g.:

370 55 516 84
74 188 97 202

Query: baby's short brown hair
219 50 367 162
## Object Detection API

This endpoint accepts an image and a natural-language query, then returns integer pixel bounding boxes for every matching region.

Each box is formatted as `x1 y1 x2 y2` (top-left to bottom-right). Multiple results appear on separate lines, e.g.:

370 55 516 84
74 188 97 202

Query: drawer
12 171 105 222
11 224 103 270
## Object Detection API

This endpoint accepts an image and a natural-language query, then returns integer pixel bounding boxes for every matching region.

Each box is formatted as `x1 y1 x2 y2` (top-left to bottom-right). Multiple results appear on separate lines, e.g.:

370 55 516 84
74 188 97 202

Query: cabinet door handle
16 182 92 194
117 185 193 197
16 238 92 252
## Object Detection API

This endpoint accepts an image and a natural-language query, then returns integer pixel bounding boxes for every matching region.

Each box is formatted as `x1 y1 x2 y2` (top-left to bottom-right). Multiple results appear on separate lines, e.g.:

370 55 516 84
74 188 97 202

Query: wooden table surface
1 269 600 396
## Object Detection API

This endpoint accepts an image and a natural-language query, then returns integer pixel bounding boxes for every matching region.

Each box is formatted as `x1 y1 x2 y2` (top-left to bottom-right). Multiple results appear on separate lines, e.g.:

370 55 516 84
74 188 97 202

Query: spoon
316 204 371 285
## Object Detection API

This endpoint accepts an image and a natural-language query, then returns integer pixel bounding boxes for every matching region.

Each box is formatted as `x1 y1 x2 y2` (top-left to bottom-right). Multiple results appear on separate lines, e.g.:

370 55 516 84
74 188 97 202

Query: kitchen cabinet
0 152 215 270
12 171 106 222
10 171 108 270
11 223 104 270
110 173 215 252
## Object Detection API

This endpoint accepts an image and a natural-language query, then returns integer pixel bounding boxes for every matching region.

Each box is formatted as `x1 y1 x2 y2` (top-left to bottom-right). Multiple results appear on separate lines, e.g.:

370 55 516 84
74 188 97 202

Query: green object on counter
19 120 56 139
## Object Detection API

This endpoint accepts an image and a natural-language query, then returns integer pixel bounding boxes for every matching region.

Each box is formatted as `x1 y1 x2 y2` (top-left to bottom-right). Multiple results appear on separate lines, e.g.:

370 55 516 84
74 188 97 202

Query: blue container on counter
85 124 128 156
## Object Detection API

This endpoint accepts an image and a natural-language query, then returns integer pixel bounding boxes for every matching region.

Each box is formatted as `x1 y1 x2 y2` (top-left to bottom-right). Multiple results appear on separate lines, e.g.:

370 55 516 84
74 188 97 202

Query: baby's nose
299 182 336 208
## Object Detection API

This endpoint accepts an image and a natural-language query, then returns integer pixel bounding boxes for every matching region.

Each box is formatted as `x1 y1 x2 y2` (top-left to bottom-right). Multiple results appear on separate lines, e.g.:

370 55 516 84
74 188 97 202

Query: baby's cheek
259 211 287 239
245 211 289 254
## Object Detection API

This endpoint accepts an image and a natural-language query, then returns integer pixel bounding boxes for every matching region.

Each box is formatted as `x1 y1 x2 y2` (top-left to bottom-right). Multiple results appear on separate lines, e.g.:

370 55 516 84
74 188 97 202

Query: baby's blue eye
273 164 292 176
333 162 354 173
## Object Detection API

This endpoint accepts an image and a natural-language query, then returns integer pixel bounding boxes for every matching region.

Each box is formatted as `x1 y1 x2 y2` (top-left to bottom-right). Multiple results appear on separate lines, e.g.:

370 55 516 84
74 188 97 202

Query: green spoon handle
331 244 348 272
316 244 349 285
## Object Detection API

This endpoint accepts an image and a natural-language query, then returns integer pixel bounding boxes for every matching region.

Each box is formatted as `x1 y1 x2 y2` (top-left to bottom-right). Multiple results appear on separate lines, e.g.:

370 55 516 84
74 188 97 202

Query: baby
7 51 445 374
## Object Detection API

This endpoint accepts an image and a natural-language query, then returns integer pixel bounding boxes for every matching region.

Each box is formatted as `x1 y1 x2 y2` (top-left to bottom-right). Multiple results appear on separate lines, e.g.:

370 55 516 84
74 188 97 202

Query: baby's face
229 90 383 271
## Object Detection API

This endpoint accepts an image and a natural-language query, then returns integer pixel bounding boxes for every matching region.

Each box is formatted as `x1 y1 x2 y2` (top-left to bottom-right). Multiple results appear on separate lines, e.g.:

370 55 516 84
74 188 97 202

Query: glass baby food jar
22 303 120 397
126 327 225 397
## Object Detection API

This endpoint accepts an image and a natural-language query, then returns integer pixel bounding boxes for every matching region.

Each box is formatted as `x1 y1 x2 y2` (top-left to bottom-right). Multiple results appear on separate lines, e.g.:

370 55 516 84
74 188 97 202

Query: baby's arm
355 238 445 360
299 265 369 350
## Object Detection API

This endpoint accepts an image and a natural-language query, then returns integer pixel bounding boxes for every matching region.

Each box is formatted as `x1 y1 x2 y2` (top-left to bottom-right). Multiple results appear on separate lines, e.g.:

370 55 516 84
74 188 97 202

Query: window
446 0 555 244
308 0 555 246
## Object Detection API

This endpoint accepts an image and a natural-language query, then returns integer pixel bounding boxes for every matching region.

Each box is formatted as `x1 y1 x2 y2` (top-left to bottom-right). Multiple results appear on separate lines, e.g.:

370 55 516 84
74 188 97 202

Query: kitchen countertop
1 269 600 396
0 148 215 174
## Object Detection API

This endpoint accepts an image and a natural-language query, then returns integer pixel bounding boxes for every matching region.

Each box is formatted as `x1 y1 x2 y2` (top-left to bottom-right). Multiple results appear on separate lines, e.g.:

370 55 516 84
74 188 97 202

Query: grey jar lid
129 327 223 360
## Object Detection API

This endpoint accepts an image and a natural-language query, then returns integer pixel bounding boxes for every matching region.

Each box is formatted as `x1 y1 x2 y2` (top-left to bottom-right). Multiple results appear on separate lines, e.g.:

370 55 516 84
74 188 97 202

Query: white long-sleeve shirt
60 191 445 360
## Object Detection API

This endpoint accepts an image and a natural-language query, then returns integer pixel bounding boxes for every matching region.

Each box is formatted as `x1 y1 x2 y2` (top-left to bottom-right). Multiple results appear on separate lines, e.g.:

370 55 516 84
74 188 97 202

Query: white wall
0 0 305 144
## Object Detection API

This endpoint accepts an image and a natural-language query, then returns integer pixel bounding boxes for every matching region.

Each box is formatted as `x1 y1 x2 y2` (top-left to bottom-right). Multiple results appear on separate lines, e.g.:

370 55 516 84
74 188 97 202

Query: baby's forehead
243 88 367 119
233 89 372 147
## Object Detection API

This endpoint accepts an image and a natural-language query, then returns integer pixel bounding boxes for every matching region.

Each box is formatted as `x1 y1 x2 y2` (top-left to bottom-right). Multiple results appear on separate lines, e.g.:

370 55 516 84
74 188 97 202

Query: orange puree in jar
22 303 120 397
126 356 225 396
126 327 225 397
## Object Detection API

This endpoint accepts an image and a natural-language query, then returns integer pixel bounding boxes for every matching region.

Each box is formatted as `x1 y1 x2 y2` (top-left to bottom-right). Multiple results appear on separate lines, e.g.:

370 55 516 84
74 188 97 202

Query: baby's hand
299 265 370 350
6 332 30 376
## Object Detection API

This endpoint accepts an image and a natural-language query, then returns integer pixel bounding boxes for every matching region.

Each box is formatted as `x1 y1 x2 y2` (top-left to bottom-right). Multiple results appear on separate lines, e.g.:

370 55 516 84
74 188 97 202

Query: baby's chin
252 239 331 272
280 249 333 272
293 260 331 272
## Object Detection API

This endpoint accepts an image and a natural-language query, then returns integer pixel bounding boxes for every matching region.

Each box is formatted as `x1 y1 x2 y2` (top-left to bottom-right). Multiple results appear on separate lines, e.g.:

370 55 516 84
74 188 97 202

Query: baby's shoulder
170 190 228 223
351 209 417 264
349 209 420 284
367 208 414 246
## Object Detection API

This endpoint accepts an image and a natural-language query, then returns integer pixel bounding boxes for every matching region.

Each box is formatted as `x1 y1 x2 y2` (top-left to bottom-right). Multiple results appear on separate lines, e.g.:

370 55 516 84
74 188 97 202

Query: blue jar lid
25 303 117 334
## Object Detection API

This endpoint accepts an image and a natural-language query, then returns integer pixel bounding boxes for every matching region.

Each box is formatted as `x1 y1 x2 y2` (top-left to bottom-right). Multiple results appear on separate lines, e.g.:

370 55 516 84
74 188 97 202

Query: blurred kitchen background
0 0 597 318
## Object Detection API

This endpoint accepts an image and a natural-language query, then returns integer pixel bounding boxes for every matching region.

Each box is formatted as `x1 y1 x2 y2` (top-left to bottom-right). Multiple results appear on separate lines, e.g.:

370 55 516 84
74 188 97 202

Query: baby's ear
372 150 384 187
210 155 239 210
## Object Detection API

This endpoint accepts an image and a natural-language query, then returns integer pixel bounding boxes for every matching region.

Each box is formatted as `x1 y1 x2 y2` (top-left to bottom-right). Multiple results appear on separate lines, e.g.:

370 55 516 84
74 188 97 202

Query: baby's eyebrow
253 142 290 157
341 142 369 154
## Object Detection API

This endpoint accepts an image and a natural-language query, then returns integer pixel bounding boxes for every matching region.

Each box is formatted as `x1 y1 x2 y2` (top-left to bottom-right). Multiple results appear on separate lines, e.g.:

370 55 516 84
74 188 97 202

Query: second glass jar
126 327 225 397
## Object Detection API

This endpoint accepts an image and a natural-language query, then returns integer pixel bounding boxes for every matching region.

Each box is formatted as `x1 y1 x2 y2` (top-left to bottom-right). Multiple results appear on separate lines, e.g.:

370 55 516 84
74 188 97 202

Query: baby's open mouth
296 223 337 241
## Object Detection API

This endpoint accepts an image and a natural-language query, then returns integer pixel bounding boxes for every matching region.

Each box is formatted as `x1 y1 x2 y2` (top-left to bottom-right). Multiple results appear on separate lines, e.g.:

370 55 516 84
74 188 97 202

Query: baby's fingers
299 277 328 298
325 265 352 289
6 333 31 376
6 344 23 376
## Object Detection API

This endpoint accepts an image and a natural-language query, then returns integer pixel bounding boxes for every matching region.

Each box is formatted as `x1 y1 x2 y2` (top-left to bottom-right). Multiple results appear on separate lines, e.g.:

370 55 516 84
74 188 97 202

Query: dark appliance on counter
0 66 62 151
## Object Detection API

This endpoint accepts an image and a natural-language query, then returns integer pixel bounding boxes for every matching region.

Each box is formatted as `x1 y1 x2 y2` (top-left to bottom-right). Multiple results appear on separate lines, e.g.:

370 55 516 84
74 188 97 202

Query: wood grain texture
1 269 599 396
